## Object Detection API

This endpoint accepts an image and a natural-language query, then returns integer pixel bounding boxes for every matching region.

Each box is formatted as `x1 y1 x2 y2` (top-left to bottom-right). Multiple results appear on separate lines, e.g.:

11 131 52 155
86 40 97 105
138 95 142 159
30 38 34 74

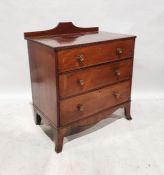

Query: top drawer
57 39 135 73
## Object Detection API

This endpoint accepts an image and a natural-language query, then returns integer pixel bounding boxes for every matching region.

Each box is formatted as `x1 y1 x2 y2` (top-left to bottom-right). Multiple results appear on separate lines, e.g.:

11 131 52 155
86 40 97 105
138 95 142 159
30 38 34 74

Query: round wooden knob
77 104 84 111
113 92 121 99
78 79 85 86
77 54 85 63
115 70 121 76
116 48 123 56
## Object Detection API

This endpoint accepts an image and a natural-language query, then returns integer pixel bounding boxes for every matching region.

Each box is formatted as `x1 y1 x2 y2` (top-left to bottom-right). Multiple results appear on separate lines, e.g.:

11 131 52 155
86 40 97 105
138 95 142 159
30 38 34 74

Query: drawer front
60 80 131 126
59 59 133 98
57 39 135 72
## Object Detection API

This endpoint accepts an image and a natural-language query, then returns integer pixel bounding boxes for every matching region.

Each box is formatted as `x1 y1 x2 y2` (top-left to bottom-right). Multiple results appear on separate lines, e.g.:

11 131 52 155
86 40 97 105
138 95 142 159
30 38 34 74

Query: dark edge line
54 50 60 128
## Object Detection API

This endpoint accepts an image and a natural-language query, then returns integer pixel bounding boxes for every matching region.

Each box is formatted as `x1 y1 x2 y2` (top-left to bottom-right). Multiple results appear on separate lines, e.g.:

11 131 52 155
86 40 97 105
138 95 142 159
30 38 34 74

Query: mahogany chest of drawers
24 22 136 153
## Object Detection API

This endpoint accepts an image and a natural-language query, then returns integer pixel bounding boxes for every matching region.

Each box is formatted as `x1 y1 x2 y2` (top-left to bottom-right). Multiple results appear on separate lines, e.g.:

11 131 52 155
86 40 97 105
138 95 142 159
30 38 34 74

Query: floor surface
0 99 164 175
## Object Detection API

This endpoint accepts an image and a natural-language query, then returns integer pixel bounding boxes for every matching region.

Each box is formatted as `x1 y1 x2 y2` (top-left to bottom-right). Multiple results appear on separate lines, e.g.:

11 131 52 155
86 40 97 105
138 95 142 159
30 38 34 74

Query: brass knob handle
77 54 85 63
116 48 123 56
113 92 121 99
77 104 84 111
78 79 85 86
115 70 121 76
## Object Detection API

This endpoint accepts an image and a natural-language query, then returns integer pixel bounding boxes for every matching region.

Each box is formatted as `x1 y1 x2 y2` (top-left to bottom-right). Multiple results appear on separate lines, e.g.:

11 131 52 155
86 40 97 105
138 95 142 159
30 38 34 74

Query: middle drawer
59 59 132 98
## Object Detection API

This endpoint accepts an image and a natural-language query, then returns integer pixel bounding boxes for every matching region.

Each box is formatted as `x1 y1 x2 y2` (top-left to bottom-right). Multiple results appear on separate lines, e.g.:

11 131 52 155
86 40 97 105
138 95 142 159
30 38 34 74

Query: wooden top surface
28 32 135 49
24 22 136 49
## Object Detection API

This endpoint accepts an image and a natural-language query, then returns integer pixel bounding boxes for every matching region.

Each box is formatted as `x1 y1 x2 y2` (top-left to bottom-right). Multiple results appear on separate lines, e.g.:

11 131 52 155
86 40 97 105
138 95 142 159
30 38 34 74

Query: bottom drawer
60 80 131 126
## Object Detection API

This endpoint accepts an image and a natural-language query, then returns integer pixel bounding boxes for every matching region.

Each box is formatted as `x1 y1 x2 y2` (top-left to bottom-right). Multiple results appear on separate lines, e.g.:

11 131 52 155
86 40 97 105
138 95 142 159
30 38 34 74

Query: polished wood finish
60 81 131 126
59 59 133 98
54 128 64 153
24 22 98 39
27 41 59 127
57 101 131 137
24 22 134 49
57 39 135 72
24 22 136 153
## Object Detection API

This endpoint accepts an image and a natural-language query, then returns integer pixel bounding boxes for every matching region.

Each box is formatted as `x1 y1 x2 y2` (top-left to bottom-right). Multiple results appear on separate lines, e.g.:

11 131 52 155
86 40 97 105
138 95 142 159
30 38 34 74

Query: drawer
57 39 135 72
60 80 131 126
59 59 133 98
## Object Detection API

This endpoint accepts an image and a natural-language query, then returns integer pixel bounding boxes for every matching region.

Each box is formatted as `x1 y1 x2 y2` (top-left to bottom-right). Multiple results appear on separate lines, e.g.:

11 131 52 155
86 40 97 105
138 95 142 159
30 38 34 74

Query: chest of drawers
24 22 136 153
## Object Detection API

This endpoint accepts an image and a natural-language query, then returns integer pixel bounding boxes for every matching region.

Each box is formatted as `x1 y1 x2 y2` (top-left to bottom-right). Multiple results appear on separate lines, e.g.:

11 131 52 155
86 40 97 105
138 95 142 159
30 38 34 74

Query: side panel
27 41 58 127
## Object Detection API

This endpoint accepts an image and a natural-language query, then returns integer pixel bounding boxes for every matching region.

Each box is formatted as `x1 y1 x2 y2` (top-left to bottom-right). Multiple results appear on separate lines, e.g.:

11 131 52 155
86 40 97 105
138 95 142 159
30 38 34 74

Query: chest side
27 41 58 127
